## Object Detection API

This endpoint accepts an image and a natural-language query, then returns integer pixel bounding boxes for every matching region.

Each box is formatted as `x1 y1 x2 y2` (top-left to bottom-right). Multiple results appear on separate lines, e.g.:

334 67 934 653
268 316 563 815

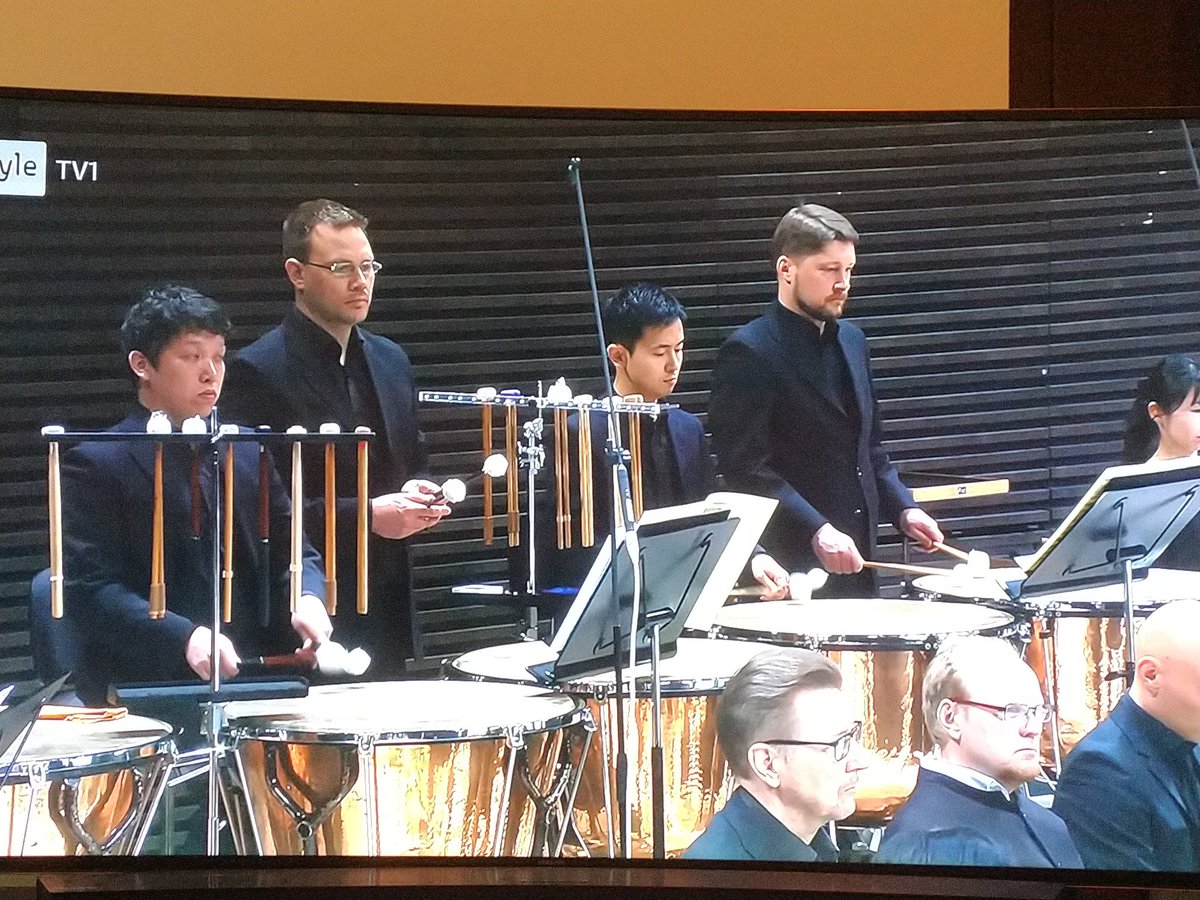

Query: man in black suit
222 200 449 674
536 283 787 597
684 647 867 861
62 286 331 706
709 204 942 597
1054 600 1200 872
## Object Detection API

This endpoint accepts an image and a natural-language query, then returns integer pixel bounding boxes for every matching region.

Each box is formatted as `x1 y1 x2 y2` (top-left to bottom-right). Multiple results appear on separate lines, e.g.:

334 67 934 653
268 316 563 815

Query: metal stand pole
522 410 545 638
648 619 666 860
1121 558 1138 684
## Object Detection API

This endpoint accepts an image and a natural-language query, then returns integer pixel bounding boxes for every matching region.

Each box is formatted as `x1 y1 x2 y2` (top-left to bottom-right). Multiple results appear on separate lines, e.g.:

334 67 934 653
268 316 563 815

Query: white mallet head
146 411 172 434
546 377 573 403
482 453 509 478
440 478 467 504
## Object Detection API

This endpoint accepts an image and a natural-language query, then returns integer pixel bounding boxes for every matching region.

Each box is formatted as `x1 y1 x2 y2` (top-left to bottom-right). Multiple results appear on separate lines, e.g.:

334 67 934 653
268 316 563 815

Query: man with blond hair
684 647 867 861
878 636 1081 867
1054 600 1200 871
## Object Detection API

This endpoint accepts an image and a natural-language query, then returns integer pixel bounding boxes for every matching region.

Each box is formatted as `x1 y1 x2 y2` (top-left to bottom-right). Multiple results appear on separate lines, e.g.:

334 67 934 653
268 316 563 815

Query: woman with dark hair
1121 354 1200 570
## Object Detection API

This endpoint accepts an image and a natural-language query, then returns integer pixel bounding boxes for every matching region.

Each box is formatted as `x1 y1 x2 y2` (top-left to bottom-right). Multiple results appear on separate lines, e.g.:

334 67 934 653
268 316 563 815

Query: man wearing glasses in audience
223 200 448 675
877 636 1081 868
684 648 867 861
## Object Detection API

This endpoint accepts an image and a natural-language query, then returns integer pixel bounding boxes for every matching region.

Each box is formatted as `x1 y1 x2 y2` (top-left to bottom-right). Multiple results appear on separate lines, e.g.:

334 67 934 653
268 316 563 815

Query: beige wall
0 1 1008 110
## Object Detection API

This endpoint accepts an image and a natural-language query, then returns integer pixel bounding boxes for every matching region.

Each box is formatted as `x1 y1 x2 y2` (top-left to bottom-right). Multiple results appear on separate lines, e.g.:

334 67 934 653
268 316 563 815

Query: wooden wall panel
2 96 1199 696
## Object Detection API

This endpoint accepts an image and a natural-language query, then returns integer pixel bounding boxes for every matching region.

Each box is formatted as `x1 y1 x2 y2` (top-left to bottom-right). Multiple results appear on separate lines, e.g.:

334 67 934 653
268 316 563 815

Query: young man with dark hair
684 647 867 861
222 199 448 674
709 204 942 597
62 285 331 705
537 282 787 596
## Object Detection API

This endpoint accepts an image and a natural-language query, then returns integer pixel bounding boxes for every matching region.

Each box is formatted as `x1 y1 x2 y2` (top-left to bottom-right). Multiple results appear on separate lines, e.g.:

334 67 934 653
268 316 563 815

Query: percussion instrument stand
203 424 228 856
521 415 546 635
569 155 637 859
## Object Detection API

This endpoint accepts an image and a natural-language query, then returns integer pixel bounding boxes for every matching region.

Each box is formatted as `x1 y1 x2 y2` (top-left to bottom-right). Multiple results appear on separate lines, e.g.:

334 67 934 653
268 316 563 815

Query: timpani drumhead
711 598 1017 650
0 714 174 782
911 568 1026 607
224 681 583 744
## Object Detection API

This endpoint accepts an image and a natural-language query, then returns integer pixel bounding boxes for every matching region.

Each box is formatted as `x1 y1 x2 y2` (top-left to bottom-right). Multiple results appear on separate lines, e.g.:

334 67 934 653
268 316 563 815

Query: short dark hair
120 284 230 378
282 198 369 261
717 647 842 781
770 203 859 263
1122 354 1200 463
601 282 687 352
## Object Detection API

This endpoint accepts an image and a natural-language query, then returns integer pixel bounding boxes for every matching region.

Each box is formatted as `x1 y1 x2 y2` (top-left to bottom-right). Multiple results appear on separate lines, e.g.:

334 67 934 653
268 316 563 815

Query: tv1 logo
0 140 99 196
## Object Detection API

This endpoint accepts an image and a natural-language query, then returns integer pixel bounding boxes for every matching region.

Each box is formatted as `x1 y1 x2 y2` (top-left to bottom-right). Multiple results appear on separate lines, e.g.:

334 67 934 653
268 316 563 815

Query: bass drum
709 598 1022 822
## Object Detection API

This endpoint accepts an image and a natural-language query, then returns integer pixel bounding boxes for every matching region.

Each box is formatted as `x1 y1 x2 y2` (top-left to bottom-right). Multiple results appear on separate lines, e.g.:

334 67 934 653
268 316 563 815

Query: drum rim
447 637 762 696
226 697 591 745
0 733 175 784
707 617 1020 650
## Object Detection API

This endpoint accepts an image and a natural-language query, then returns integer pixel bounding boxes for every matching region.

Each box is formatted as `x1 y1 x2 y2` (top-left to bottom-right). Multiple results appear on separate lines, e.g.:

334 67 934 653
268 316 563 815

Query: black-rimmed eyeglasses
951 698 1053 724
301 260 383 278
760 721 863 762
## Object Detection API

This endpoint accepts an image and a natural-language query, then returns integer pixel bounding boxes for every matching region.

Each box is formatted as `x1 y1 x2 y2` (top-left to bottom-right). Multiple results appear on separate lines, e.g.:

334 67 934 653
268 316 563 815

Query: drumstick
42 427 65 619
320 423 340 616
932 540 971 562
287 426 306 615
482 402 494 545
150 441 166 619
355 426 370 615
506 404 519 547
862 559 951 578
578 403 594 547
222 442 235 623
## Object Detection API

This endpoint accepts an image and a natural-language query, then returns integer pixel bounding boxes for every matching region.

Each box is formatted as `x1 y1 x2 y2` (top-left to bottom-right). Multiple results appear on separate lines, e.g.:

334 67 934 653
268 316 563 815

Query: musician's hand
401 478 440 496
292 593 334 645
371 492 451 539
186 626 241 681
811 524 864 575
750 553 790 600
900 508 943 550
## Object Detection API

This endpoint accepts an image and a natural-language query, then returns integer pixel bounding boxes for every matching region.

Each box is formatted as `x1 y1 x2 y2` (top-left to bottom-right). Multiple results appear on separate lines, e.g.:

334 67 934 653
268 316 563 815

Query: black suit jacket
534 406 716 590
683 787 839 861
221 308 429 669
878 767 1082 868
709 302 916 583
61 408 324 705
1054 694 1200 872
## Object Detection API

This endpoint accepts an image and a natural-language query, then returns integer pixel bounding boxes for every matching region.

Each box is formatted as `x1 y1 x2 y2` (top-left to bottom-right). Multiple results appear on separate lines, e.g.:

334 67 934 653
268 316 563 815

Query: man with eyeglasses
877 636 1081 868
684 647 867 861
223 199 448 675
1053 600 1200 872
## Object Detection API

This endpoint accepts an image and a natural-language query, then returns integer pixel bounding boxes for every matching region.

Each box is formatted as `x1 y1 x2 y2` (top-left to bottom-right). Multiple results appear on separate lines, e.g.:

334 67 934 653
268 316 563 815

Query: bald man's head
1130 599 1200 741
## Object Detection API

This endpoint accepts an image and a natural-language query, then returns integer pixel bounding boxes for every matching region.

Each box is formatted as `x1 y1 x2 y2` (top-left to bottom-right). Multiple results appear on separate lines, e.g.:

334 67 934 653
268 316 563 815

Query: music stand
532 492 771 859
1008 457 1200 771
